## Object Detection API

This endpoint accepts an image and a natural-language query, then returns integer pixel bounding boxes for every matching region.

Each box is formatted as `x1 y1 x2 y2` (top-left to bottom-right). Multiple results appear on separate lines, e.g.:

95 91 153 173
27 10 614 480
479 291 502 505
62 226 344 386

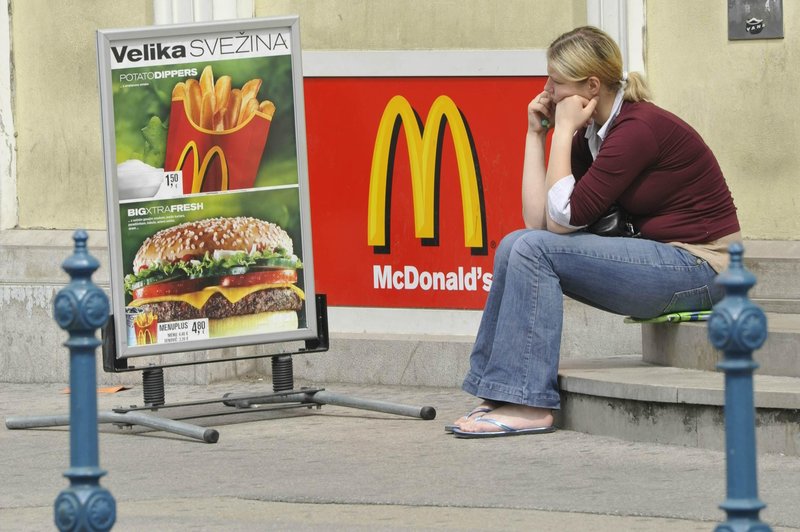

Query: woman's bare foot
459 403 553 433
449 400 503 431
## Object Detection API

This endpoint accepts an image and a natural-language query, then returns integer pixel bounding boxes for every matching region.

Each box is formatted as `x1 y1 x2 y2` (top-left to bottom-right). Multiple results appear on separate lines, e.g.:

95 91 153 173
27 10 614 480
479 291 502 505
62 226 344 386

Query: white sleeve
547 175 587 229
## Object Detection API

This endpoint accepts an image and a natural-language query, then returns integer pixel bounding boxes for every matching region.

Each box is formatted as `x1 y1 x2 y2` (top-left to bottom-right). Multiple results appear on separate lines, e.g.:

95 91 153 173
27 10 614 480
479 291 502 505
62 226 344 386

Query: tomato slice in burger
131 277 207 300
218 269 297 288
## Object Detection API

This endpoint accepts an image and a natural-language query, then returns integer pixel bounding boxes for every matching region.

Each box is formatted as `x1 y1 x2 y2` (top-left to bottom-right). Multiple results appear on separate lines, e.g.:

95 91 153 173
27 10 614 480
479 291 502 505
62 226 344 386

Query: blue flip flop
444 406 494 433
452 417 556 439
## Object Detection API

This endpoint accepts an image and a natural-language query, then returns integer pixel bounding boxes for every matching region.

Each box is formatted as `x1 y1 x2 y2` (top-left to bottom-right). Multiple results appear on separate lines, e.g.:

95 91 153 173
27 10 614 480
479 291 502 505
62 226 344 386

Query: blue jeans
462 229 723 410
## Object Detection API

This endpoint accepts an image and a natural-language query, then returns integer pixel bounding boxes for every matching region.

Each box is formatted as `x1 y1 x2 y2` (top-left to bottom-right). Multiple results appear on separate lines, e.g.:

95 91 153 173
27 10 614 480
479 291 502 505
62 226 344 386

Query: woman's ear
587 76 601 97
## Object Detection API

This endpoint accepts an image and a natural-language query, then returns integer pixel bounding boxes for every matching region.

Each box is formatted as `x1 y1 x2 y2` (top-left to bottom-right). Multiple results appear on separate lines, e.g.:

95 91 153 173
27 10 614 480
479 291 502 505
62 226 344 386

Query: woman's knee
495 229 531 263
510 229 561 259
497 229 574 270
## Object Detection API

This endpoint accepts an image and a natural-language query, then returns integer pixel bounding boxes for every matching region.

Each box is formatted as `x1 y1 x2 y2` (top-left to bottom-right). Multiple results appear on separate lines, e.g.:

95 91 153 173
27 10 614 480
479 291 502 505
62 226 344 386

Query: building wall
255 0 587 50
646 0 797 239
6 1 797 239
10 0 150 229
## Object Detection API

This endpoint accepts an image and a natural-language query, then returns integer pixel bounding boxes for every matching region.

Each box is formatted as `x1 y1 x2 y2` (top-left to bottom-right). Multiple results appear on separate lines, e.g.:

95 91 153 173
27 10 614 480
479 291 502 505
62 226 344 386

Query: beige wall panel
12 0 148 230
255 0 586 50
647 1 798 240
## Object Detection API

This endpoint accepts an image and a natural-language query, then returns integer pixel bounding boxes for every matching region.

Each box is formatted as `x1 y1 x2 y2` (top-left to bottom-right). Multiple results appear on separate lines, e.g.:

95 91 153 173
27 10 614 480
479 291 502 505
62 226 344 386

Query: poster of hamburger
97 17 316 357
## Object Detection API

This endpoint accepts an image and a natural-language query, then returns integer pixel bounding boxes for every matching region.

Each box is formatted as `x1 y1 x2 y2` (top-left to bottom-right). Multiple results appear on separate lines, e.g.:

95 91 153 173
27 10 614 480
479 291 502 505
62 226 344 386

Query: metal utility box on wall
728 0 784 40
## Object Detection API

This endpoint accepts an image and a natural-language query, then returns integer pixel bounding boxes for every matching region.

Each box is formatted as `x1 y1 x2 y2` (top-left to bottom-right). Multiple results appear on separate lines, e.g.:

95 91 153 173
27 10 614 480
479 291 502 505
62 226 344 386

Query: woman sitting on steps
449 26 741 438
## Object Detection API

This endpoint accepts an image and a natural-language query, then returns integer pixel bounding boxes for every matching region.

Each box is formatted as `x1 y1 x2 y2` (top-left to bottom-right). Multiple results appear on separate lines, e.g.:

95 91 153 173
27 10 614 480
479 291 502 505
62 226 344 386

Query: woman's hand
527 91 555 134
554 94 598 133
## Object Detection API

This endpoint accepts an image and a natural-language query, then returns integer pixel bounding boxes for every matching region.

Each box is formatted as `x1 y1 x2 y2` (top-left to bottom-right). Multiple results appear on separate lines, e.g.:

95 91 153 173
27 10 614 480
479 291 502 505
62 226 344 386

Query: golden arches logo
174 141 229 193
367 95 486 253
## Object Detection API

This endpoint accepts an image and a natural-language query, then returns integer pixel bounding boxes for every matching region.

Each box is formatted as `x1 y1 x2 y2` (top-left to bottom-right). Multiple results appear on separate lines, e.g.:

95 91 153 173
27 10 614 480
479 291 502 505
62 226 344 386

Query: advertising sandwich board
96 16 316 359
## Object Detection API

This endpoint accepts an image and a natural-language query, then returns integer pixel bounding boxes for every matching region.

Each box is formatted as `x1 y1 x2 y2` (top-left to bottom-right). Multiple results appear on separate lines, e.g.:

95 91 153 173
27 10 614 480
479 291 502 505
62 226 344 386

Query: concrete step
557 356 800 456
744 240 800 313
642 312 800 377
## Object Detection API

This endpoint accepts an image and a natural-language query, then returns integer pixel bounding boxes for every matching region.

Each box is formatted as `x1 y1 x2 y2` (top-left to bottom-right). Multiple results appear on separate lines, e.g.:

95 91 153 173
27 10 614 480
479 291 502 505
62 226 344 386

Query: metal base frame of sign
6 295 436 443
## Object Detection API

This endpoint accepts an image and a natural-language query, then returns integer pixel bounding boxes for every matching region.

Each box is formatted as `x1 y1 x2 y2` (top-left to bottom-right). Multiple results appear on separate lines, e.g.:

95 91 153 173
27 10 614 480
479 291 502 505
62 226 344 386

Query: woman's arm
545 95 597 233
544 128 577 233
521 94 554 229
521 130 548 229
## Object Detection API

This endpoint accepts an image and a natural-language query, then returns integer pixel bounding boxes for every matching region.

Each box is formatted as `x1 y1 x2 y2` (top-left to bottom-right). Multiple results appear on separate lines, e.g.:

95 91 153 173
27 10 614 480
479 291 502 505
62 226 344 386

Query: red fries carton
163 66 274 194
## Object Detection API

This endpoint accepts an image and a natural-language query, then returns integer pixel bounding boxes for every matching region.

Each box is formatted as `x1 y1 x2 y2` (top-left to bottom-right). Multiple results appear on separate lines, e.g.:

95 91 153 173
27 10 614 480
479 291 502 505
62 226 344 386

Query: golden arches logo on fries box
165 65 276 194
368 94 487 254
133 310 158 345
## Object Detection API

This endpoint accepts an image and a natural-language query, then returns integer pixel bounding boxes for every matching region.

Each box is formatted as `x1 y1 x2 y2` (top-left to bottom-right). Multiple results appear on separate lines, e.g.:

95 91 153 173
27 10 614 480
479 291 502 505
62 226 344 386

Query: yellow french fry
185 79 202 126
241 79 262 101
224 89 242 129
200 91 214 130
212 109 225 131
214 76 231 113
239 79 262 116
258 100 276 120
172 82 186 100
199 66 215 108
238 98 258 126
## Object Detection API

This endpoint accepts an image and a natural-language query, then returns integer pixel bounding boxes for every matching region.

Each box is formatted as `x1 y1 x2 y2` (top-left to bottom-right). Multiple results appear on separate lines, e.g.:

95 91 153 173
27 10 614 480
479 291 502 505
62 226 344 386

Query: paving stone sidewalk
2 381 798 531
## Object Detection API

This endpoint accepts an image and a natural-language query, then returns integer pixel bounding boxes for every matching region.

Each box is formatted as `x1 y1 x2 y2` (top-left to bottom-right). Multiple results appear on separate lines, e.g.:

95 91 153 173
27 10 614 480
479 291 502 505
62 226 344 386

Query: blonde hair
547 26 651 102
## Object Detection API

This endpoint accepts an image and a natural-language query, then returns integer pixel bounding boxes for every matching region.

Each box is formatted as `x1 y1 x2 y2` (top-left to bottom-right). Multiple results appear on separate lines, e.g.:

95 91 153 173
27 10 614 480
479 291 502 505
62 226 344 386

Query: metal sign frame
96 16 317 360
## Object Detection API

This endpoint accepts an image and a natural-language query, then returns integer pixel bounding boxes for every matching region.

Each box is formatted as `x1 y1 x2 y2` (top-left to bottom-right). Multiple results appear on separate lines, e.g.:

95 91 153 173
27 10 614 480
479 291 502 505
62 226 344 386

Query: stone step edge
753 298 800 314
558 355 800 410
641 314 800 378
640 311 800 333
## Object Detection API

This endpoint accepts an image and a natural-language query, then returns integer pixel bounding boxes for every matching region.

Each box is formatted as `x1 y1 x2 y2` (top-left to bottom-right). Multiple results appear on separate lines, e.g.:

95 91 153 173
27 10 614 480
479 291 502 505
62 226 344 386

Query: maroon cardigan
570 101 739 243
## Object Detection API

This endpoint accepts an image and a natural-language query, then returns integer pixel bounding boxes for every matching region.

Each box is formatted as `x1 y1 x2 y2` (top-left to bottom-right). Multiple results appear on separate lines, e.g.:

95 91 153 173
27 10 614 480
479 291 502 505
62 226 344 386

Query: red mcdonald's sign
305 76 547 309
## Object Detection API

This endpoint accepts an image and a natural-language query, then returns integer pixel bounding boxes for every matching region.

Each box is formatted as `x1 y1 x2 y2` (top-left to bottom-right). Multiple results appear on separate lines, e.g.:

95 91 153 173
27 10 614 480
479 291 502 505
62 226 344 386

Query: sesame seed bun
133 216 293 271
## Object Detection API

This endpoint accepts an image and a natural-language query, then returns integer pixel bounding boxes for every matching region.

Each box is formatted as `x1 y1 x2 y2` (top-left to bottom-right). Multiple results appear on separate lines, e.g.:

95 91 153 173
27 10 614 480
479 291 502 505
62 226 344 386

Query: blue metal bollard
52 230 116 531
707 243 771 532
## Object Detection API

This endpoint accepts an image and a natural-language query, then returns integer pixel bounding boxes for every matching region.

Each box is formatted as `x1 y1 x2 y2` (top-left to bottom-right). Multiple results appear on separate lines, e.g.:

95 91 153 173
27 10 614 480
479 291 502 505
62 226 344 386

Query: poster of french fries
97 18 318 357
108 36 300 201
164 64 279 194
